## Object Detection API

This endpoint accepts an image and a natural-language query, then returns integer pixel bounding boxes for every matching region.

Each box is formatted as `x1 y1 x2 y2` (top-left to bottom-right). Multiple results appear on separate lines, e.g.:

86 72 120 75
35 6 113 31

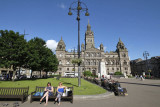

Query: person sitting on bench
54 82 67 106
40 82 53 106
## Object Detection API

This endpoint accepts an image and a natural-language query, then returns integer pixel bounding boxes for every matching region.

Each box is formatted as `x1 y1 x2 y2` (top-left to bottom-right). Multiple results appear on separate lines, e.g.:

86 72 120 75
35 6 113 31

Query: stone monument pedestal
98 61 107 79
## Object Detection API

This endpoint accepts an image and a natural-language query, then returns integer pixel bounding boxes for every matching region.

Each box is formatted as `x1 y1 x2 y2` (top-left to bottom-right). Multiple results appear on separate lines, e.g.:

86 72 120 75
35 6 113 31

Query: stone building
130 56 160 78
56 22 131 77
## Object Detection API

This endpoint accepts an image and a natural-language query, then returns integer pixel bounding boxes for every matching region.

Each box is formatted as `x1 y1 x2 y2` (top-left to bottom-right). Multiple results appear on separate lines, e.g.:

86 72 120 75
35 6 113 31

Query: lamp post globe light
68 0 89 87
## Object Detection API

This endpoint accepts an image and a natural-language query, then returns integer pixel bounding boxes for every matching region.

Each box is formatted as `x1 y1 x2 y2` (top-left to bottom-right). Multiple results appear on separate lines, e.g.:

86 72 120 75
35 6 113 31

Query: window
112 60 115 65
123 60 127 65
67 68 69 71
86 53 89 57
112 68 114 70
59 68 62 71
59 60 62 65
125 67 128 70
91 53 94 57
117 68 119 70
106 61 108 65
66 60 70 64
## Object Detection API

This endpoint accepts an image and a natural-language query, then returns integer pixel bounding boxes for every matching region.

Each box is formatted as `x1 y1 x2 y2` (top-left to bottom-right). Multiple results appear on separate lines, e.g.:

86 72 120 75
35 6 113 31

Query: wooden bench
30 86 73 103
0 87 29 103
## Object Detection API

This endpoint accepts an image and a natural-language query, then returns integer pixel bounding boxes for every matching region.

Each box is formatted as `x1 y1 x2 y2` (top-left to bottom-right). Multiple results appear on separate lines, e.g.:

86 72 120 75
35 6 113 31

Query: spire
87 19 91 31
56 36 66 51
119 37 122 43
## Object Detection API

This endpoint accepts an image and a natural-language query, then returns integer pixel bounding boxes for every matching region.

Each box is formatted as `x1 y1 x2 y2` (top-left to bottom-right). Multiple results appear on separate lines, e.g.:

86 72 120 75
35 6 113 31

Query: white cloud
58 3 67 9
46 40 58 52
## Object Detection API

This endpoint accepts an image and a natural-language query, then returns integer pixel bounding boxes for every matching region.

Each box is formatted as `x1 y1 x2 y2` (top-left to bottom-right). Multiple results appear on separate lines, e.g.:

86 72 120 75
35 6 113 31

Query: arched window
59 60 62 65
66 60 70 65
123 60 127 65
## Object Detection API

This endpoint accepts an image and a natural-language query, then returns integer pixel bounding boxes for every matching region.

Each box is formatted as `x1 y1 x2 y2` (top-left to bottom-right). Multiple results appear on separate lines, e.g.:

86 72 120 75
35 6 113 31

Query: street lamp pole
68 0 89 87
143 51 149 76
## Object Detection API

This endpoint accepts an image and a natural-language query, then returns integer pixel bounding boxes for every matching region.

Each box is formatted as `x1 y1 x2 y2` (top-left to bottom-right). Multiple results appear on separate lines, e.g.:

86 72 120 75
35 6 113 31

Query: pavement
0 78 160 107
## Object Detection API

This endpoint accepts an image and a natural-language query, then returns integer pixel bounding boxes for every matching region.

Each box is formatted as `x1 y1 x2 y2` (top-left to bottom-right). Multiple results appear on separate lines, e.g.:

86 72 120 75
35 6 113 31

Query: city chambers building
56 22 131 77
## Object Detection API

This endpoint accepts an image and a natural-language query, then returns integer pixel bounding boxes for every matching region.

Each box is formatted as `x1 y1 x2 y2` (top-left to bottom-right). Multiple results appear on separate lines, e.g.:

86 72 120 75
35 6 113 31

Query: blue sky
0 0 160 60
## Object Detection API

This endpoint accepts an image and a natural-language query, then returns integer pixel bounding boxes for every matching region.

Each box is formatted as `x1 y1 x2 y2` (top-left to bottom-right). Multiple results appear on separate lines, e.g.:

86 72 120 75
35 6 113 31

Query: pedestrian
54 82 67 106
140 75 143 81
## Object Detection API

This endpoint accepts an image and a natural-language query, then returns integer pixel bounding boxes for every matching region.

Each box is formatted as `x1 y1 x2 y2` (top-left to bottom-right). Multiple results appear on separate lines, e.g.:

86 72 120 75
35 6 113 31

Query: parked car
0 75 4 80
19 74 27 80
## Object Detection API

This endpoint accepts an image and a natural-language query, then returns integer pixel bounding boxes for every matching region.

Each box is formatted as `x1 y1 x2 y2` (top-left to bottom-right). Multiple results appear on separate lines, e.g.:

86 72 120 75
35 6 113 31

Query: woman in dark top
40 82 53 106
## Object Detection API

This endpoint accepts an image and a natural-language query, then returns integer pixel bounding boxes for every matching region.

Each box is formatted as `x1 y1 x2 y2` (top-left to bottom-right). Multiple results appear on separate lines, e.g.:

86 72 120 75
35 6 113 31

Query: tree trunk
12 71 16 81
46 71 48 78
31 70 33 78
18 67 21 79
40 70 41 78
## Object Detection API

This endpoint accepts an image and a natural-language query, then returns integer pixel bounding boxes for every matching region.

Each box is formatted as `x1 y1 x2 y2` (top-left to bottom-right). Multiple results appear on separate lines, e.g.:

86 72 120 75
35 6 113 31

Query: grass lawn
0 78 106 95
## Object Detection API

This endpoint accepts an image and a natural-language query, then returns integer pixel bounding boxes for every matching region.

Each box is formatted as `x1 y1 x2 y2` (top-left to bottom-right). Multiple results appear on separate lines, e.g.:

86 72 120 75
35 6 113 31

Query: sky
0 0 160 60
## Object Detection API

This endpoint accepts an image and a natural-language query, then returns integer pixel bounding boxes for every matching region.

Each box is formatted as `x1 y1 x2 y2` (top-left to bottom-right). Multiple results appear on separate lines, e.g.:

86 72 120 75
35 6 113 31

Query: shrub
49 74 61 78
114 71 123 75
83 71 92 77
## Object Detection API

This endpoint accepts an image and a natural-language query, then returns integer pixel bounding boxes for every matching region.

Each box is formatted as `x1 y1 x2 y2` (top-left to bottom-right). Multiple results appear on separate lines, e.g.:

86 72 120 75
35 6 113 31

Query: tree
83 71 92 77
0 30 27 81
26 37 58 78
26 37 46 78
43 49 58 77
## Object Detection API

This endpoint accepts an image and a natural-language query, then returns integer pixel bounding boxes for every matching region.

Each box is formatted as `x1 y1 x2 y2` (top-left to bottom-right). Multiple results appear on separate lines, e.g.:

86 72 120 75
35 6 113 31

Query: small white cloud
46 40 58 52
58 3 67 9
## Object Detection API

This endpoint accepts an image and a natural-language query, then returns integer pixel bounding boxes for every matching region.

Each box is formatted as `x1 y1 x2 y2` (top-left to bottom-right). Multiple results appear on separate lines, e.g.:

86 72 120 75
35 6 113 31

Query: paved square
0 78 160 107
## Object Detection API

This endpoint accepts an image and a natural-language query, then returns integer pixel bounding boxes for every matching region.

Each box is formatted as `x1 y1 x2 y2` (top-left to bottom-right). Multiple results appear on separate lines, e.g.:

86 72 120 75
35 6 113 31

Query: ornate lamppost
68 0 89 87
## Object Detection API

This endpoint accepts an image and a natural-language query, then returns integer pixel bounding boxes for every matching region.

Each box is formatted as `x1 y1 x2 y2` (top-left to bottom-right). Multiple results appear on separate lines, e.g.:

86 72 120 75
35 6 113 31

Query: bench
30 86 73 103
0 87 29 103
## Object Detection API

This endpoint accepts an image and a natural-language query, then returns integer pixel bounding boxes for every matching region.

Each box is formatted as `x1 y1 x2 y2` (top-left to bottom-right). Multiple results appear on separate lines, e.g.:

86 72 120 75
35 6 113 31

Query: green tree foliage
83 71 92 77
0 30 59 79
114 71 123 75
0 30 27 80
72 58 82 65
26 37 58 78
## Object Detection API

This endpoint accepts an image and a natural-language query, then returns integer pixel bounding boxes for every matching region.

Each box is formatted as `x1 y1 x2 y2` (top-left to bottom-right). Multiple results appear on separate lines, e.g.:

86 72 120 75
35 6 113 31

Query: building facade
56 22 131 77
130 56 160 78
